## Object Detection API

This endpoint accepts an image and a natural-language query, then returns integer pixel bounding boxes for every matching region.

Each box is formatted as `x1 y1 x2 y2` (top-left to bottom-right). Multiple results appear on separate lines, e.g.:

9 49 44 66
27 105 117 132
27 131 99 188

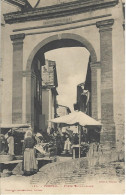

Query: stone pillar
90 62 101 121
23 70 36 131
10 34 25 123
96 19 116 148
0 58 3 124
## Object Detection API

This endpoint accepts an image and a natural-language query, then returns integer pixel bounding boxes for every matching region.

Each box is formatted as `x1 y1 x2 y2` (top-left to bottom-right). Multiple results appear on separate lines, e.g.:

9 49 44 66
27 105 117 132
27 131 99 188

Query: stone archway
26 33 97 71
24 33 100 131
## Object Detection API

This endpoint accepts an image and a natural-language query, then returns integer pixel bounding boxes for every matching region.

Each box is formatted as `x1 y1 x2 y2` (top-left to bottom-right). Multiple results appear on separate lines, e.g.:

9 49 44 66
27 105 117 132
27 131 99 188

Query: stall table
72 144 81 159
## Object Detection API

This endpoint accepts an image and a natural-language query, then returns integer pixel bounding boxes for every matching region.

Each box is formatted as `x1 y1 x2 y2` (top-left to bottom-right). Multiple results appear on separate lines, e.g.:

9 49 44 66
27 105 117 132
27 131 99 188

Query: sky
45 47 90 111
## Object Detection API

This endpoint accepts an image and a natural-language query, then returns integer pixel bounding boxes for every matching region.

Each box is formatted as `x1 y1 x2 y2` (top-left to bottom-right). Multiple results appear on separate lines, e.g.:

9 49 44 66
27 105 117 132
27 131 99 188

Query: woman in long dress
7 131 14 155
23 130 38 176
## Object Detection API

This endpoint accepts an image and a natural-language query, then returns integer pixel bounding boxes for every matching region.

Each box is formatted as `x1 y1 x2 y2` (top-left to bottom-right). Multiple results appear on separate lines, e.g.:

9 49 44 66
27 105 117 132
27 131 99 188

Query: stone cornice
4 0 118 24
96 19 114 32
10 33 25 41
96 19 114 29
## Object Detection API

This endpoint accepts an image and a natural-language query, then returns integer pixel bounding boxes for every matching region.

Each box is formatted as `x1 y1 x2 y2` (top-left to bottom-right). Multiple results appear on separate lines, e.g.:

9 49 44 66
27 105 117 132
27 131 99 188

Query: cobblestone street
1 156 125 194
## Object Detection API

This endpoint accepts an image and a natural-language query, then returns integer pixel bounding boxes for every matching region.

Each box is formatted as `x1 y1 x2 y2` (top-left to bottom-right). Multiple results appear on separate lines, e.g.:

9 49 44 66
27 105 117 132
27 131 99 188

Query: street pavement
0 156 125 194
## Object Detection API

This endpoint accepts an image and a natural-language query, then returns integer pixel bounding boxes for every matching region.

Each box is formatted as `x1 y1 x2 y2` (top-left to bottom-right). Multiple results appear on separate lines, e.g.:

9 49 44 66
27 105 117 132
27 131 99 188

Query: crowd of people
0 126 100 176
49 127 80 155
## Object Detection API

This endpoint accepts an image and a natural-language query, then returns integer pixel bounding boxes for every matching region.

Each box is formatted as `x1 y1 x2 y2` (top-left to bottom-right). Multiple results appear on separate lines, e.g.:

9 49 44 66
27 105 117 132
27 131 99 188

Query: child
64 135 71 154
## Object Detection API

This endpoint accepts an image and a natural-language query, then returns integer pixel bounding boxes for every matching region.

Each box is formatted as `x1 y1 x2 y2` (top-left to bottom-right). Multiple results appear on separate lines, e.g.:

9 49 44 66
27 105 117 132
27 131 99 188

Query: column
96 19 116 147
48 89 52 129
23 70 36 131
10 33 25 123
0 58 3 124
90 62 101 121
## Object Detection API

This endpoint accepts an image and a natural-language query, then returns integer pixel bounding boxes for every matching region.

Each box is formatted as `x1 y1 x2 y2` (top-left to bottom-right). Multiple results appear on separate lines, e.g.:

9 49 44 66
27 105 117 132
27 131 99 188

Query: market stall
0 124 58 177
0 124 31 177
0 124 30 157
50 111 102 158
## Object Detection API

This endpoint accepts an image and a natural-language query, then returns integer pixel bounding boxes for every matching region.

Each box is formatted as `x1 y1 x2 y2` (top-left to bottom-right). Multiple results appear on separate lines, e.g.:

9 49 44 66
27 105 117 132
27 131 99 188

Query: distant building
74 61 91 115
57 104 71 117
84 61 91 116
41 60 58 133
76 83 90 113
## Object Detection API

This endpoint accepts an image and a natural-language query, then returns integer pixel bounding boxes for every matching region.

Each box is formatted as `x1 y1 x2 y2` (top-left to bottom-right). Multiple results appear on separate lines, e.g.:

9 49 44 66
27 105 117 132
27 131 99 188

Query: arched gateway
1 0 124 150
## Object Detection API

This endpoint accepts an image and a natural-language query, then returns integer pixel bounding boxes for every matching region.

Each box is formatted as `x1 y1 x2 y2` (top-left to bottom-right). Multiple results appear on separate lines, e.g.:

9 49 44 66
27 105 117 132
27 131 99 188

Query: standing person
64 135 71 154
0 134 8 154
7 131 14 155
56 132 62 155
23 130 38 176
35 133 42 144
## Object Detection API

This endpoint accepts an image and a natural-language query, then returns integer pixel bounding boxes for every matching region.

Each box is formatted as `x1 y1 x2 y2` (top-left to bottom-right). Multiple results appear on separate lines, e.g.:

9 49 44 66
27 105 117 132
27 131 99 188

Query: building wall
41 60 58 132
42 88 57 132
0 1 100 124
42 89 49 131
1 24 13 124
1 1 111 125
1 1 20 124
112 2 125 151
33 58 42 132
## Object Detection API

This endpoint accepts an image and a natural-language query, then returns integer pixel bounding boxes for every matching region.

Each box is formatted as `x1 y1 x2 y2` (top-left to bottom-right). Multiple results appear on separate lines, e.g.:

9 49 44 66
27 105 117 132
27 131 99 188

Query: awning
0 124 30 129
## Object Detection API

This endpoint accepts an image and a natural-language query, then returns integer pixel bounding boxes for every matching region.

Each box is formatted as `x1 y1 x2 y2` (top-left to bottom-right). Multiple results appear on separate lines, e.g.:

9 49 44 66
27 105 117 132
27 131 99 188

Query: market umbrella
50 111 102 127
50 111 102 158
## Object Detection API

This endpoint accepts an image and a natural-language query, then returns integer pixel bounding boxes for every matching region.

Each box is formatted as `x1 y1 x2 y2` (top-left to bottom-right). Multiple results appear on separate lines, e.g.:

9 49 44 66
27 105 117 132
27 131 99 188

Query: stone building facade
76 83 90 114
1 0 125 151
41 60 58 132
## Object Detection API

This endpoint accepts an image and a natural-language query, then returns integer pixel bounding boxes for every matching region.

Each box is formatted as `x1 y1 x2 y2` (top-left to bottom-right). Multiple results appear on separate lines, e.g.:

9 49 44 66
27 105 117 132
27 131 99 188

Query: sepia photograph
0 0 125 194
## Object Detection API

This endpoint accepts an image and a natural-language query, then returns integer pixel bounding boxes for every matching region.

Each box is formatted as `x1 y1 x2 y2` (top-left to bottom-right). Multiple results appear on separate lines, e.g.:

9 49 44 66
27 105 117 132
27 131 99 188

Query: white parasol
50 111 101 127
